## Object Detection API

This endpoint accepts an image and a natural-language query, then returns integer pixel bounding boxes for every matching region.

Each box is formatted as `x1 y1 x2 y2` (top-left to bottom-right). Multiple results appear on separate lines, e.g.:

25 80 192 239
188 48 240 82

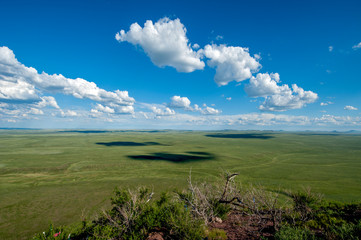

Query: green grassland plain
0 130 361 239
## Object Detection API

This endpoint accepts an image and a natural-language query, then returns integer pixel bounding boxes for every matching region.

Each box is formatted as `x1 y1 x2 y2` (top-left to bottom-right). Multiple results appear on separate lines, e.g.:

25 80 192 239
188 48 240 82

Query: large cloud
116 17 205 72
245 73 318 111
200 44 261 86
0 46 135 115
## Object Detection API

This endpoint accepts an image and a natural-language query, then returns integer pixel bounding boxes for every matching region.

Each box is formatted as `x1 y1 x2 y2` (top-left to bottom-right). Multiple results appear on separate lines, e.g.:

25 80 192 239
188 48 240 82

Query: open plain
1 130 361 239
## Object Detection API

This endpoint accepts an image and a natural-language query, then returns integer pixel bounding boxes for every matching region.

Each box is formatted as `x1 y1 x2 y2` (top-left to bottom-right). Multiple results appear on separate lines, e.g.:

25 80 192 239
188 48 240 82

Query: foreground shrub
79 188 205 239
286 189 361 239
206 228 227 240
274 225 316 240
33 172 361 239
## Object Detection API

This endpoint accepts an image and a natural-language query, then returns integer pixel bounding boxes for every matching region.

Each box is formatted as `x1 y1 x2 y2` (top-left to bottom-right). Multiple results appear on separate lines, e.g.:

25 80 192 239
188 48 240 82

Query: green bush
33 175 361 240
77 188 205 239
206 228 227 240
327 221 361 240
274 226 317 240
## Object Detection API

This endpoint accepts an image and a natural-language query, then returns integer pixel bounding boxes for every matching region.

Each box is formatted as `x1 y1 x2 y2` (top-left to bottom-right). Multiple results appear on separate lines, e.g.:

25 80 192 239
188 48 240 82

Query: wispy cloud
352 42 361 50
320 101 333 106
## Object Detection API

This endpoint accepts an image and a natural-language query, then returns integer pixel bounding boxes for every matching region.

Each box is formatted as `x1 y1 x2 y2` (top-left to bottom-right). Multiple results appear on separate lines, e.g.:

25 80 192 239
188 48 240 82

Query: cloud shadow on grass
96 141 163 147
60 130 110 133
59 130 166 134
128 152 215 163
205 133 274 139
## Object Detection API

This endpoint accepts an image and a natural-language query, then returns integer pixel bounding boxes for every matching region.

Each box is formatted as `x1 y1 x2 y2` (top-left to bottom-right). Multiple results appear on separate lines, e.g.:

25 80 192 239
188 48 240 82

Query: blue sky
0 0 361 130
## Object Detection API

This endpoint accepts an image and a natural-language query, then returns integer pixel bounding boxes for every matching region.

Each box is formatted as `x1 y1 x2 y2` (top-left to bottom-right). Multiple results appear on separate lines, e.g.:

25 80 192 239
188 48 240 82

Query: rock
212 217 223 223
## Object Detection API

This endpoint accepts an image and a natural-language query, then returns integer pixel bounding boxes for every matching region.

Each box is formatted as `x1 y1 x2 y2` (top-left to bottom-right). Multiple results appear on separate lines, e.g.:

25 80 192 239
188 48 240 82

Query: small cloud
194 104 221 115
169 96 191 109
352 42 361 50
254 53 261 60
215 35 223 41
267 53 272 61
226 97 232 101
329 46 333 52
326 70 332 74
344 105 358 110
150 106 175 116
201 106 221 115
320 101 333 106
192 43 200 49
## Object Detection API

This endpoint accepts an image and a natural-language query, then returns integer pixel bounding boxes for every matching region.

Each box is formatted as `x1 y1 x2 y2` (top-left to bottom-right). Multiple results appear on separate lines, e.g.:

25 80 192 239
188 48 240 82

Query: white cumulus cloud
244 73 284 97
168 96 221 115
116 17 205 73
195 104 221 115
150 106 175 116
200 44 261 86
245 73 318 111
0 46 135 118
169 96 192 109
259 85 318 112
344 105 358 110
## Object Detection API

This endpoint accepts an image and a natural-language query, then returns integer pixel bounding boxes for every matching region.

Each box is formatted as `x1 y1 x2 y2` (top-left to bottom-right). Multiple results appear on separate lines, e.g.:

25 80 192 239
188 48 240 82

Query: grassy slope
0 130 360 239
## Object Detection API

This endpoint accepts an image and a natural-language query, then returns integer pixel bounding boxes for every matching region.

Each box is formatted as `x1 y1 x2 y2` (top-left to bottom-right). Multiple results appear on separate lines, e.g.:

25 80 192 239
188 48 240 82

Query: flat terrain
1 130 361 239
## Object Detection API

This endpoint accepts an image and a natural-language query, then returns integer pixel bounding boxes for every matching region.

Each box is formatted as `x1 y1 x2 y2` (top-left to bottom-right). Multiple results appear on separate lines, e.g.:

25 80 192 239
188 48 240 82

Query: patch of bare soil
210 211 275 240
147 231 164 240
